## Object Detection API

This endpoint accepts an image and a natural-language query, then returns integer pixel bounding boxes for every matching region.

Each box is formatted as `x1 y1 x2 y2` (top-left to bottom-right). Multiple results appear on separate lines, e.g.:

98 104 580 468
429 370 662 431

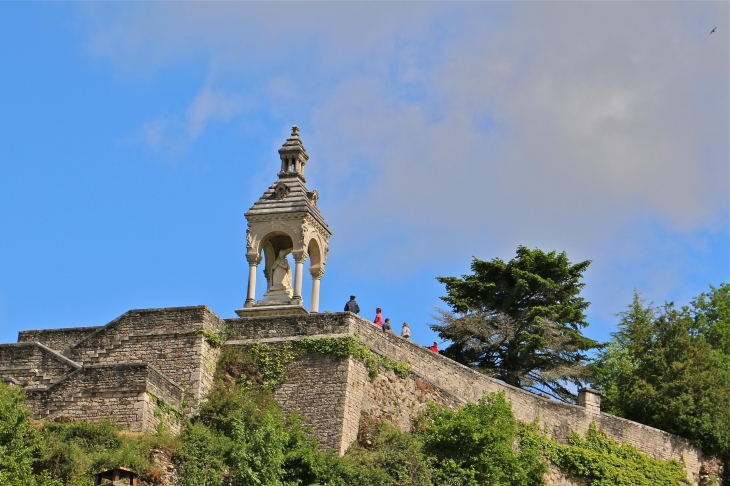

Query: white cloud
139 85 245 149
81 2 729 313
186 86 245 138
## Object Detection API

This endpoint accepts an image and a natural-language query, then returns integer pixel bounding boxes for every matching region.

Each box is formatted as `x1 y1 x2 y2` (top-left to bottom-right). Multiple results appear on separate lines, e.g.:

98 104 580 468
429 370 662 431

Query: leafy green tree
688 283 730 358
593 291 730 464
432 246 599 401
0 382 61 486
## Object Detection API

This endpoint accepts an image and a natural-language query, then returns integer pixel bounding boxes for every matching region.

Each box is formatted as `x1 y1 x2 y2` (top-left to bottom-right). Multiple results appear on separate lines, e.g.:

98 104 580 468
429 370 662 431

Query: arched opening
258 232 295 305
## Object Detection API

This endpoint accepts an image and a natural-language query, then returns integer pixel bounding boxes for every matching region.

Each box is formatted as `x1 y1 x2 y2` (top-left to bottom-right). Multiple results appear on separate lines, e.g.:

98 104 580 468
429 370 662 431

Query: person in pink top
373 308 383 327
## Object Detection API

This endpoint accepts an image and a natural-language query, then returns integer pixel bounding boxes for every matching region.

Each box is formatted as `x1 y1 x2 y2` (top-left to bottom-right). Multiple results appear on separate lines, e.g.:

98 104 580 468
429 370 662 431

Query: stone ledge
235 305 309 317
225 332 353 345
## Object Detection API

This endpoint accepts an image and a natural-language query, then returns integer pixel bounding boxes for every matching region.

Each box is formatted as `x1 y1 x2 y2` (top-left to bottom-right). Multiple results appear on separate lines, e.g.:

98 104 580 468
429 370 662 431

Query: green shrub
0 382 62 486
414 392 547 486
38 419 177 485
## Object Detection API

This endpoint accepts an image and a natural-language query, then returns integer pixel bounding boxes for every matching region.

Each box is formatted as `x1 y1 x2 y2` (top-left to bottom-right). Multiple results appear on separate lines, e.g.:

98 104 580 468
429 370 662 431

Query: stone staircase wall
75 331 217 406
67 306 224 363
0 342 80 388
65 306 224 404
25 363 182 433
18 326 101 353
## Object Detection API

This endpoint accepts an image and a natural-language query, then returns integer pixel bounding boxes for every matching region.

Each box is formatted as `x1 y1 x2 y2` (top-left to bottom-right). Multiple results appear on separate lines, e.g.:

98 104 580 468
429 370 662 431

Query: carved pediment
273 182 290 200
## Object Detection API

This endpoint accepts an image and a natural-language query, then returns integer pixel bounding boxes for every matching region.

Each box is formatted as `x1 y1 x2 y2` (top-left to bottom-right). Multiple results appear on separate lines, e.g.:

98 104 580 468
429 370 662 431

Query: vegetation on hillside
0 351 693 486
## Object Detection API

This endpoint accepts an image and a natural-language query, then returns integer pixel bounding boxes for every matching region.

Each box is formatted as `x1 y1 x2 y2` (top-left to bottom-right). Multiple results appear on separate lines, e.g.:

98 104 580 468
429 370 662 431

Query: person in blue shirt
344 296 360 314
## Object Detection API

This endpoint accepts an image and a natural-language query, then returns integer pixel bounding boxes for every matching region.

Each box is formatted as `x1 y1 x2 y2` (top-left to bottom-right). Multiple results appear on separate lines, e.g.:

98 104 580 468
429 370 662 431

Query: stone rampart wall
25 363 181 433
348 314 705 482
225 342 355 453
226 312 706 483
67 306 223 363
0 343 77 386
224 313 350 341
18 326 101 352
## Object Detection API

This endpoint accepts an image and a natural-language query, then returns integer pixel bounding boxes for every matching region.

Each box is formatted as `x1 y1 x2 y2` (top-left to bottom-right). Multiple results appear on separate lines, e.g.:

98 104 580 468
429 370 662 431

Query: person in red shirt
373 308 383 327
429 342 439 353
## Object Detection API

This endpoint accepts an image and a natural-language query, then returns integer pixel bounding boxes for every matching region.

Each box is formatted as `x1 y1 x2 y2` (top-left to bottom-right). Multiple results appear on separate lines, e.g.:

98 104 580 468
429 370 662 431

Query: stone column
244 254 259 308
309 266 325 312
291 251 307 306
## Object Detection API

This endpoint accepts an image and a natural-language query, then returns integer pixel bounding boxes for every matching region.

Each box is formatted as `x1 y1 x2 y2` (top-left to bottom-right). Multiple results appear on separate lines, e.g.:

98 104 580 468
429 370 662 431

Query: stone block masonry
1 306 716 485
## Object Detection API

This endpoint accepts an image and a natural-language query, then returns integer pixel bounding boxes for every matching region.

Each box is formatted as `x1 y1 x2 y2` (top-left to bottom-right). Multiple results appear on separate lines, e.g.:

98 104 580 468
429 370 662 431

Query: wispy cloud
82 2 729 324
140 85 246 150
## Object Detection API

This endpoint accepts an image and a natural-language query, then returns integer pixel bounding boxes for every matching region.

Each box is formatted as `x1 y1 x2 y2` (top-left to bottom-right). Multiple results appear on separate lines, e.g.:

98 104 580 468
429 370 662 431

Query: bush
39 419 178 485
414 392 547 486
0 382 61 486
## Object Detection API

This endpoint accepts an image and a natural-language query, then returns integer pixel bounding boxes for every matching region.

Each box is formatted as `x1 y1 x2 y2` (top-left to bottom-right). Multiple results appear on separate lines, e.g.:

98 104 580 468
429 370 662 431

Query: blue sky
0 2 728 355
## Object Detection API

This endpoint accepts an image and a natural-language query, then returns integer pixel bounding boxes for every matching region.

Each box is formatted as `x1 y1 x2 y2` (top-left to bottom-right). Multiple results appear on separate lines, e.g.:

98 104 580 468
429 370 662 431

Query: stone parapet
0 342 79 387
18 326 101 353
225 312 351 340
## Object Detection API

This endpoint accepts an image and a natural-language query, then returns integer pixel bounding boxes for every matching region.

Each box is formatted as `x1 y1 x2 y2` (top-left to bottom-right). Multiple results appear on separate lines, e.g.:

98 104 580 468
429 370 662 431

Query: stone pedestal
235 305 309 317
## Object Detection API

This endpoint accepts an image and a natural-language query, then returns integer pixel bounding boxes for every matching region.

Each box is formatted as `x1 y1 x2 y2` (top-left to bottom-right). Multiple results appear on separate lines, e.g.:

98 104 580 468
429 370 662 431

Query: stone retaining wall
5 306 713 484
348 313 705 483
0 343 78 386
25 363 182 433
18 326 101 352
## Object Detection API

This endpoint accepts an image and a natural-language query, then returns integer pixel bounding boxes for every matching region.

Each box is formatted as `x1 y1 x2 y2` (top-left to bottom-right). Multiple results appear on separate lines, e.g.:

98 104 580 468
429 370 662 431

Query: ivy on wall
194 324 234 348
246 336 411 390
518 421 690 486
147 391 183 425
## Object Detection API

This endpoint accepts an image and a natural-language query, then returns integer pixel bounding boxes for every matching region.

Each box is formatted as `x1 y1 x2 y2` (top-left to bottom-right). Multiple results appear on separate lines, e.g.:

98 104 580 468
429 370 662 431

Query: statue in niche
270 250 292 293
260 249 294 304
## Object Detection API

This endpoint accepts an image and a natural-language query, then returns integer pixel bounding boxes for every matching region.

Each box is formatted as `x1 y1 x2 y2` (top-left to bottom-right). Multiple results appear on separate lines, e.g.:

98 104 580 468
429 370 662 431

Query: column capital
246 253 262 265
291 250 308 264
309 266 325 280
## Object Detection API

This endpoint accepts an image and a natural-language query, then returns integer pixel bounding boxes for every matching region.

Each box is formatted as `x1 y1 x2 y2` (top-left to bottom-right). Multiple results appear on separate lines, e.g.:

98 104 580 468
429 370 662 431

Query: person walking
373 308 383 327
344 296 360 314
401 322 411 339
429 342 439 353
382 318 392 333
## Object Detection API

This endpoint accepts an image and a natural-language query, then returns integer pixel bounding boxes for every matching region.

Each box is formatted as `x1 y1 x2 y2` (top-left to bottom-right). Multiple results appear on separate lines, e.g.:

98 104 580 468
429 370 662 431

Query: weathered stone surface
1 307 718 485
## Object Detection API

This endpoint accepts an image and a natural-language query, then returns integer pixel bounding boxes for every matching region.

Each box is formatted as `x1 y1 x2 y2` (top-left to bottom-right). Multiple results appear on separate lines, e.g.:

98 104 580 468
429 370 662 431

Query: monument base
235 305 309 317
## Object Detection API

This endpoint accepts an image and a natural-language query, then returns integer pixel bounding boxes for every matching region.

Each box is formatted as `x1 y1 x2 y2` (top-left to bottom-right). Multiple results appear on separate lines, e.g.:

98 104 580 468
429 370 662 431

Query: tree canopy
431 246 599 402
593 289 730 465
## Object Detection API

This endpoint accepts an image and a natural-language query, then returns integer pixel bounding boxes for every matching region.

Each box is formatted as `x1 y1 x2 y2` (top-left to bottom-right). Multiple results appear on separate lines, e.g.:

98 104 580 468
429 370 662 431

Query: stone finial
278 125 309 181
578 388 601 415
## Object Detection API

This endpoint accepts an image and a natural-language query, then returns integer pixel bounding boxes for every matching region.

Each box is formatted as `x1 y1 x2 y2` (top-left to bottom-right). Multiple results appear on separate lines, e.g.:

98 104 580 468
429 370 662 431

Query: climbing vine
147 391 183 424
246 336 411 389
195 324 233 348
518 421 689 486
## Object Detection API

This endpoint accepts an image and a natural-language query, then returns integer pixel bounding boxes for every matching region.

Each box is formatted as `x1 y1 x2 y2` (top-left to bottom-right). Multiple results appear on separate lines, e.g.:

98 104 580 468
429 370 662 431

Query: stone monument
236 126 331 316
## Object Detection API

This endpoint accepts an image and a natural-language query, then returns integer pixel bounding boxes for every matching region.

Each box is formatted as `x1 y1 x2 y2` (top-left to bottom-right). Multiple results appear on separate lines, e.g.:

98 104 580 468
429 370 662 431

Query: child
401 322 411 339
383 318 393 332
373 308 383 327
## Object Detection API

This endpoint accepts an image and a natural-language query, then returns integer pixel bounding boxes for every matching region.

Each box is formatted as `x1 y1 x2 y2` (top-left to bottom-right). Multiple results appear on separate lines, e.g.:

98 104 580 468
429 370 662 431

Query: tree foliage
593 289 730 464
432 246 599 401
0 382 61 486
415 393 547 486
